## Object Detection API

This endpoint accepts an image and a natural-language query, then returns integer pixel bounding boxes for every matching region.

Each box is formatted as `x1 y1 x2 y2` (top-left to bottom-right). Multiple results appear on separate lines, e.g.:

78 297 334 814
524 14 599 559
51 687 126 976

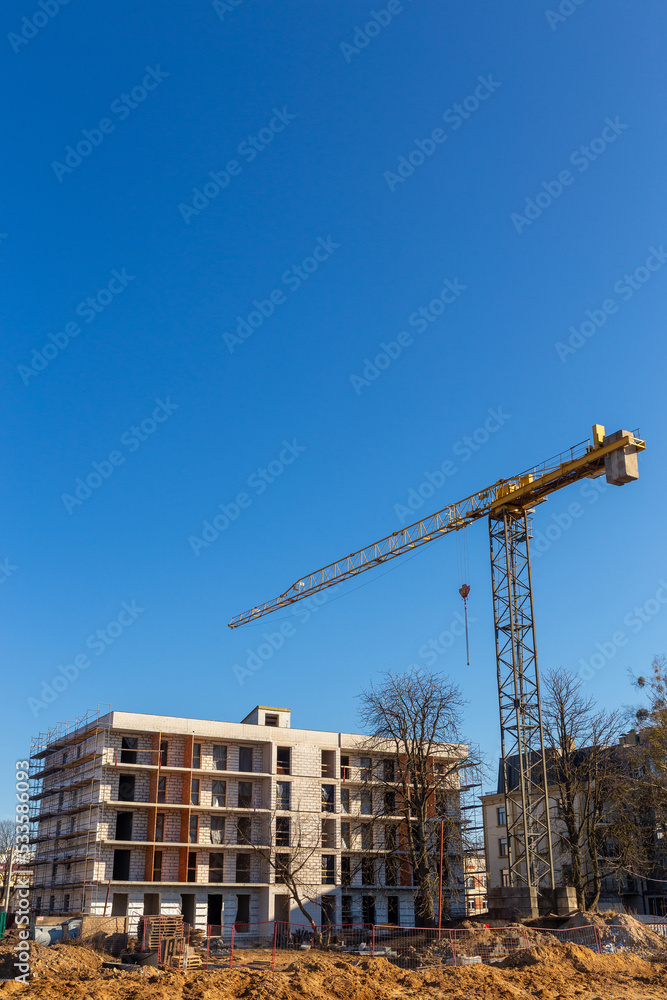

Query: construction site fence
200 920 666 970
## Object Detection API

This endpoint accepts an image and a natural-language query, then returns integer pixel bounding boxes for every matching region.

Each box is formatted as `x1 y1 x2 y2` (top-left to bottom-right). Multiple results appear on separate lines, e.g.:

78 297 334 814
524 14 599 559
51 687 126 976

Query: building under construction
29 704 476 931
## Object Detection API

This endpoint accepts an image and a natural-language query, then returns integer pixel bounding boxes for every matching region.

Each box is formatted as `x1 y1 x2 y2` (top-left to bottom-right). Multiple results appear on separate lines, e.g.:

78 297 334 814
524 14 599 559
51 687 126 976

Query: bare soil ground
3 940 667 999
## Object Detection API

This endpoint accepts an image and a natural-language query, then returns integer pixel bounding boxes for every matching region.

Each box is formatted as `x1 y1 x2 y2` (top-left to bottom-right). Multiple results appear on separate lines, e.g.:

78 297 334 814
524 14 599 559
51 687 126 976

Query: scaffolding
29 705 112 915
457 747 487 915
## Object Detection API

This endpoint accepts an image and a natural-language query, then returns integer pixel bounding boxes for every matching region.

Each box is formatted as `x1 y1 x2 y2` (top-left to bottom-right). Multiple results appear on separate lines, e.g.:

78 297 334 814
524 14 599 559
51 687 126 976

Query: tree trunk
287 882 321 944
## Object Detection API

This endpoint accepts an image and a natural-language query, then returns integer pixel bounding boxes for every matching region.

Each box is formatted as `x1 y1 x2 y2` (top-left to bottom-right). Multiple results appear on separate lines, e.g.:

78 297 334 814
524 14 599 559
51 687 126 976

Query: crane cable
456 529 471 666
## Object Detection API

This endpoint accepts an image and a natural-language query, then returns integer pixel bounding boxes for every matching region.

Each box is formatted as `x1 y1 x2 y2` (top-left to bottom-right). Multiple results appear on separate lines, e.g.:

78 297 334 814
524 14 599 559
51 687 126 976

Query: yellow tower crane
229 425 646 892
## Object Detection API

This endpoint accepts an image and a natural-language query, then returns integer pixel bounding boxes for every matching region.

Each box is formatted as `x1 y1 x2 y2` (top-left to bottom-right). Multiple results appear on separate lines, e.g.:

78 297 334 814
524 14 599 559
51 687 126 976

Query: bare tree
250 808 326 943
0 821 16 902
624 654 667 884
542 669 625 909
357 666 475 926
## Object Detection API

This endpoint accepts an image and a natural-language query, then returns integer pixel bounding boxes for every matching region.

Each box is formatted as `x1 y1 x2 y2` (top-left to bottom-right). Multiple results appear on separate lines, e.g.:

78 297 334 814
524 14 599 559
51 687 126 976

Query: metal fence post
371 924 375 958
205 925 210 971
271 920 278 972
594 925 602 954
230 924 235 969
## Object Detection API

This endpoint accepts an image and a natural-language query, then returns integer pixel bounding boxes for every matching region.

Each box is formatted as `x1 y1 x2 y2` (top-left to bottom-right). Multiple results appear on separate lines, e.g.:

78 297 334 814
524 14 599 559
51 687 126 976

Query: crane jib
228 427 644 629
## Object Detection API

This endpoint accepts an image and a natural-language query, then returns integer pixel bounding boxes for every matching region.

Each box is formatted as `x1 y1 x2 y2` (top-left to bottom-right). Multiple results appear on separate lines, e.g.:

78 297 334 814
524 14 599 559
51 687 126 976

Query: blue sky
2 0 666 811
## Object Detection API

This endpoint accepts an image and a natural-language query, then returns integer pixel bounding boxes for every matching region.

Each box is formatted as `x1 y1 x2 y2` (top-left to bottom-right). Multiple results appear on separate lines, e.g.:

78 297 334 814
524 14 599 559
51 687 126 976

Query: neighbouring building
30 705 470 932
481 730 667 916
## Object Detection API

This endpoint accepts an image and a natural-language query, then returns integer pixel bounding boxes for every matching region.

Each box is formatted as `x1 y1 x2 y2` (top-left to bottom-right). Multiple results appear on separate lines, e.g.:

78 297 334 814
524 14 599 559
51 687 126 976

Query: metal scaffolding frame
489 510 554 890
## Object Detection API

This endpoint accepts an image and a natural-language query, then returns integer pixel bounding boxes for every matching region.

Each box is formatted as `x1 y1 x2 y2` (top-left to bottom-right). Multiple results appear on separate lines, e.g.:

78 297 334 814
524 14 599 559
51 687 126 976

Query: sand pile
0 941 103 980
4 941 667 1000
564 909 667 956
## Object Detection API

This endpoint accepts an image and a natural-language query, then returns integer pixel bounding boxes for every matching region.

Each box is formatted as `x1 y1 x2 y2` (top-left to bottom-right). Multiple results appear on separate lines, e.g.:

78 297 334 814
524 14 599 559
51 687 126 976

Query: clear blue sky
2 0 666 811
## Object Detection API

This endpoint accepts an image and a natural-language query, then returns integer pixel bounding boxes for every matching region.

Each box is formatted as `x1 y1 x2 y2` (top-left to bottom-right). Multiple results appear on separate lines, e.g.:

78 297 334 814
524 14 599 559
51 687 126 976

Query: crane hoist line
228 424 646 893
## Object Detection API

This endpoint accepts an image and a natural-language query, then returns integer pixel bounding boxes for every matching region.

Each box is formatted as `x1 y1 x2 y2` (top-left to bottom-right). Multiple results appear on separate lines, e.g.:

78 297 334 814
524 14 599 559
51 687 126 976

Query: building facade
481 731 667 915
30 705 468 931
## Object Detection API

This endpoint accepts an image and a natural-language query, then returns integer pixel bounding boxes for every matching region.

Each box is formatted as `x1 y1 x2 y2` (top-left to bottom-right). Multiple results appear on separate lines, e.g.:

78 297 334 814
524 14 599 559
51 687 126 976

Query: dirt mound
9 945 667 1000
564 909 667 956
0 940 103 981
501 939 654 973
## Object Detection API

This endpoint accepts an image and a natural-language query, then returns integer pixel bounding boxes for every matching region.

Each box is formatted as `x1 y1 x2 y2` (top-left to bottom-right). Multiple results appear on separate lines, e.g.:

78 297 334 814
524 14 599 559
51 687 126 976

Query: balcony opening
209 852 225 883
238 781 253 809
276 782 290 810
120 737 138 764
276 816 290 847
321 785 335 813
321 855 335 885
213 745 228 771
236 854 251 883
235 894 250 932
277 747 291 775
321 750 335 778
115 812 133 841
112 849 131 881
275 854 290 883
212 780 226 807
387 895 399 925
237 816 252 845
321 818 335 848
210 816 225 845
118 775 135 802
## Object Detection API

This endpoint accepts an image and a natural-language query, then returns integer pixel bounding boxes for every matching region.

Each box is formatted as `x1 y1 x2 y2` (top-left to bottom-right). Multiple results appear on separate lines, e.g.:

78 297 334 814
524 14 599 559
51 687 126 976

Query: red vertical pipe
438 819 444 939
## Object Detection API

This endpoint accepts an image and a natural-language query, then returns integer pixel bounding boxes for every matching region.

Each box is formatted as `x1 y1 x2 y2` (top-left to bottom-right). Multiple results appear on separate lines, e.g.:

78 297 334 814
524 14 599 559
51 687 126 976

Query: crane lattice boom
228 426 644 628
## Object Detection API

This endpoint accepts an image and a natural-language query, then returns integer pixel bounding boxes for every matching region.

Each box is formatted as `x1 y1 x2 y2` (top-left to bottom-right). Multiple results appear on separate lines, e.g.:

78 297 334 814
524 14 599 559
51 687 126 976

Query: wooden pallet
167 952 202 970
138 916 184 950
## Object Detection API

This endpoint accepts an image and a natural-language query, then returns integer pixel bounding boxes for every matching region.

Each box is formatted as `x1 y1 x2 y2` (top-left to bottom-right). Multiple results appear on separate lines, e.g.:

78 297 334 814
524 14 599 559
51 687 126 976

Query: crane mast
229 425 645 892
